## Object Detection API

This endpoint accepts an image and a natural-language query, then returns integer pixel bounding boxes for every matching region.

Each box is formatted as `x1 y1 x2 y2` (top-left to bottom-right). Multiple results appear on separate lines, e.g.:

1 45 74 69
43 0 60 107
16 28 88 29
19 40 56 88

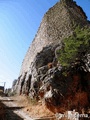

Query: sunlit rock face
13 0 90 113
20 0 89 75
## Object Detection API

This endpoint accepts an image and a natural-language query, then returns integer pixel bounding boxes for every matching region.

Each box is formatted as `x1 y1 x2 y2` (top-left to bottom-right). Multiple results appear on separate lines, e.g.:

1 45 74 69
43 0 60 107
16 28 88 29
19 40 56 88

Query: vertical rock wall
20 1 89 76
14 0 90 96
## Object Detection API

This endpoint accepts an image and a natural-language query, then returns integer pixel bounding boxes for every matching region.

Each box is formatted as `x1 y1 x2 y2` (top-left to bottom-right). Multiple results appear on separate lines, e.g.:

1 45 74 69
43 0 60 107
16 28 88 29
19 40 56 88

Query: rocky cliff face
13 0 90 114
20 0 89 75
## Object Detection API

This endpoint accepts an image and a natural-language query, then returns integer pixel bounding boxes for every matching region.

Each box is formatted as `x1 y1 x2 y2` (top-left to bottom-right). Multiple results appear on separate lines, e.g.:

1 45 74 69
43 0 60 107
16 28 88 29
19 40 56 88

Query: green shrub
57 26 90 67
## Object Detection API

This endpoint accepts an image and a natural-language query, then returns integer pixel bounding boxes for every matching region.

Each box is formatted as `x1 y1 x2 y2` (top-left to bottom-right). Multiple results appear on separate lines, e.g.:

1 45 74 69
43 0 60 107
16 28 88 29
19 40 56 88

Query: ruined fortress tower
13 0 90 96
20 0 88 75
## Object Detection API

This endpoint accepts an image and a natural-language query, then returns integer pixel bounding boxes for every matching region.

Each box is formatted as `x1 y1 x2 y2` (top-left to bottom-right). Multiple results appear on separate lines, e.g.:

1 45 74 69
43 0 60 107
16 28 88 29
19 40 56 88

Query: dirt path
0 96 33 120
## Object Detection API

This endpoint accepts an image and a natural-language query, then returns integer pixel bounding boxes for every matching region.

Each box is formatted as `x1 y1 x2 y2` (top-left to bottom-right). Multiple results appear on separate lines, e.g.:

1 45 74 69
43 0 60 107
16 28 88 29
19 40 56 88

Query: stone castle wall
20 1 88 75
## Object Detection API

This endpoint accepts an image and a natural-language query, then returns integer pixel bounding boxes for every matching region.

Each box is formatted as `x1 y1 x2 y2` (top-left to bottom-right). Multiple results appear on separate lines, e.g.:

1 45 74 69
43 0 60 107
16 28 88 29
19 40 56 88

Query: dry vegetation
11 90 90 119
12 95 54 118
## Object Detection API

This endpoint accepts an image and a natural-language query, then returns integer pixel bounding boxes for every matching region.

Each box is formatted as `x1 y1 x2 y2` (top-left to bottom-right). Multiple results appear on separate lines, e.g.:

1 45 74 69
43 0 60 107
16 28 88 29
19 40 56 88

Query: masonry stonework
20 0 89 75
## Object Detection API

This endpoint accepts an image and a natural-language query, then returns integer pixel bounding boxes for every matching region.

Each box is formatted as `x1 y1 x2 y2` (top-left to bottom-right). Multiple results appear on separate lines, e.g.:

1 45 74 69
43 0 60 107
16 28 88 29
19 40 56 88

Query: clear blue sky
0 0 90 88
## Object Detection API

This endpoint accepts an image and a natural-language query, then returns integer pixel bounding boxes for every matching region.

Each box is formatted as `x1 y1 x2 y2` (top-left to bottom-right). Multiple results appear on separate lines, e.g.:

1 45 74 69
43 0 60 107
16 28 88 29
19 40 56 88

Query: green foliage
57 26 90 67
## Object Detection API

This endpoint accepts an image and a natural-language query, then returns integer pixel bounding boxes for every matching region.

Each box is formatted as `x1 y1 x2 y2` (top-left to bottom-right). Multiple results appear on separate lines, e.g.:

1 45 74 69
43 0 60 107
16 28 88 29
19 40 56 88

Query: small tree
57 27 90 67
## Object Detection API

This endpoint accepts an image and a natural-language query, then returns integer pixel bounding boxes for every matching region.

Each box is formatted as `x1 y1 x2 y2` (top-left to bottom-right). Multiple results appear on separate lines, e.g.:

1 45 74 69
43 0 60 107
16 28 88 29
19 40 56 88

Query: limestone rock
20 0 89 75
12 0 90 112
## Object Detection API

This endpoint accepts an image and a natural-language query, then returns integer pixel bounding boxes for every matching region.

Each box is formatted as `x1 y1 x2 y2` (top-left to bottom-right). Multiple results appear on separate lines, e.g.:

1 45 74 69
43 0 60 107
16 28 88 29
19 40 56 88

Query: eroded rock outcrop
13 0 90 114
20 0 89 75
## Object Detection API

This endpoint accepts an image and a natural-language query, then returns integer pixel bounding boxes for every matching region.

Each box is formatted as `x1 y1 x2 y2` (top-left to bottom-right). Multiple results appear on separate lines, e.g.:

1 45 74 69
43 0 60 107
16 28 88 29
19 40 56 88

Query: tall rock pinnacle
20 0 89 75
12 1 90 112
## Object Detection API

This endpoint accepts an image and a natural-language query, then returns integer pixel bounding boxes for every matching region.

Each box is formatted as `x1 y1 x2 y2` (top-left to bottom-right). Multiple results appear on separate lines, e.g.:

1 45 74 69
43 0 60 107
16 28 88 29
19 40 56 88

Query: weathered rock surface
13 0 90 114
20 0 89 75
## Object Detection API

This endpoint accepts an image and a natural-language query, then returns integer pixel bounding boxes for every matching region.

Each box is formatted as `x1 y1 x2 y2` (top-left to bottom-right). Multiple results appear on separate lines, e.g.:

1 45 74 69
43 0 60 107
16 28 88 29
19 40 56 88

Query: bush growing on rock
57 27 90 67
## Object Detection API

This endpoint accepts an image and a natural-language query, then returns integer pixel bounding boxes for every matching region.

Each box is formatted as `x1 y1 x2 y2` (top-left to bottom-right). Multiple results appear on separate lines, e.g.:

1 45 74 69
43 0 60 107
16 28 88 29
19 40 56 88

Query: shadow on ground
0 100 24 120
6 106 24 110
1 100 15 102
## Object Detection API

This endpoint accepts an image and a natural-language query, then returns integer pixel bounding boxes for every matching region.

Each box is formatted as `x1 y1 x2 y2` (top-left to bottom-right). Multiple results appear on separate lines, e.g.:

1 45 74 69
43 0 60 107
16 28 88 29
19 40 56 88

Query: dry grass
12 95 54 118
26 103 54 118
